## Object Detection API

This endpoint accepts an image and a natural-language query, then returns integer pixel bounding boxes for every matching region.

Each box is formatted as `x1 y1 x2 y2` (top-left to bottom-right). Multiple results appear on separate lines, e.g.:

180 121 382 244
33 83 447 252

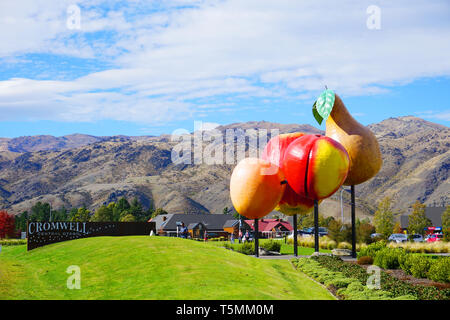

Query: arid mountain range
0 116 448 221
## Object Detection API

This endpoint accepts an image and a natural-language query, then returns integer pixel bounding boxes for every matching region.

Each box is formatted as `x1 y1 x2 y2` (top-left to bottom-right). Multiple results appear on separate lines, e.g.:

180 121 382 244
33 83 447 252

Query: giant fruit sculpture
261 132 316 215
230 158 286 219
283 134 350 201
312 89 382 185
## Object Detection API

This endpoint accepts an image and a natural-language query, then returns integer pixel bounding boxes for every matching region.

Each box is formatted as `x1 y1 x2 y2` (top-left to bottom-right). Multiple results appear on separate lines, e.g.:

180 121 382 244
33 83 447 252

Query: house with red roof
245 218 293 238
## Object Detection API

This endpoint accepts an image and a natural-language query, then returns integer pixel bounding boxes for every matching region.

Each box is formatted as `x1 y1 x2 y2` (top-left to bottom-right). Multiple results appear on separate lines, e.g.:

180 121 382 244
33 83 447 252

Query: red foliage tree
0 210 15 239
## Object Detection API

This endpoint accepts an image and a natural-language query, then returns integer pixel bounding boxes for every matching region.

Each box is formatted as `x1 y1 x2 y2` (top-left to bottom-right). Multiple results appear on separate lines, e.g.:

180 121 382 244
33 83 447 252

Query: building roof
150 214 238 231
244 219 293 232
223 219 239 228
400 207 445 229
187 222 205 230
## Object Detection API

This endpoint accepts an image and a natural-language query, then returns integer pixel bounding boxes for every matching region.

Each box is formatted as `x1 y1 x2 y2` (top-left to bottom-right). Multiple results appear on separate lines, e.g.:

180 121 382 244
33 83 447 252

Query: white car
388 233 408 243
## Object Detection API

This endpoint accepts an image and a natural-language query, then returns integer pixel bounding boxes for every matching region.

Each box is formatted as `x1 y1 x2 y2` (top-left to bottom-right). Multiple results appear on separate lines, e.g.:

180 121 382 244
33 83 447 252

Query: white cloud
416 110 450 122
0 0 449 123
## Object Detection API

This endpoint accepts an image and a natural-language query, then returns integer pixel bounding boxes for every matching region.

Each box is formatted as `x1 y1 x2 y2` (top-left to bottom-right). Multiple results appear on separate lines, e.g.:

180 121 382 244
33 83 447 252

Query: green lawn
0 236 335 300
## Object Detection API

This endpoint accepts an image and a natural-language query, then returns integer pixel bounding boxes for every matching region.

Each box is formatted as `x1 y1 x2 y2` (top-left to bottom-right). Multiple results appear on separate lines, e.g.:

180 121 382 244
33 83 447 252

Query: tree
151 208 168 219
53 207 68 221
29 202 51 221
373 197 395 239
91 205 114 222
223 207 231 215
408 201 431 235
357 219 376 244
297 212 327 229
442 205 450 241
116 197 130 213
15 211 28 232
0 210 15 239
392 222 402 234
129 197 145 221
120 214 136 222
70 207 91 222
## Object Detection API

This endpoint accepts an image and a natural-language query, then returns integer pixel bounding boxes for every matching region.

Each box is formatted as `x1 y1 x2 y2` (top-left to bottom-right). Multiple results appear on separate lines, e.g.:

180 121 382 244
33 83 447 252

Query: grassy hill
0 236 334 300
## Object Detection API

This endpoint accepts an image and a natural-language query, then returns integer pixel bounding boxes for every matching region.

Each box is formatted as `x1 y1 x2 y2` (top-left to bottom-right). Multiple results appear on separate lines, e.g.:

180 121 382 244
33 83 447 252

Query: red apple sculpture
261 132 317 215
283 134 350 200
230 157 286 219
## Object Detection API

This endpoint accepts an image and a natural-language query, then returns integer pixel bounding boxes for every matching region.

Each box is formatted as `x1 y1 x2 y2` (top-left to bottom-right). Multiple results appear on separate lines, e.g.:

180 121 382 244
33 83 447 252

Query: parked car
388 233 408 243
370 233 383 239
409 234 424 242
426 233 443 242
302 227 328 237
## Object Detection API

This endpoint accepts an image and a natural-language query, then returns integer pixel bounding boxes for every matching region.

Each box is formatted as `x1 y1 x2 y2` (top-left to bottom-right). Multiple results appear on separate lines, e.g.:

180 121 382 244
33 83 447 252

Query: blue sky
0 0 449 138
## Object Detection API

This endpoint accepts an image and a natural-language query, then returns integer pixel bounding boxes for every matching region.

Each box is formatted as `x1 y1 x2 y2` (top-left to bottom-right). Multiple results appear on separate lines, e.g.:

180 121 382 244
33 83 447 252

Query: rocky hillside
0 117 448 220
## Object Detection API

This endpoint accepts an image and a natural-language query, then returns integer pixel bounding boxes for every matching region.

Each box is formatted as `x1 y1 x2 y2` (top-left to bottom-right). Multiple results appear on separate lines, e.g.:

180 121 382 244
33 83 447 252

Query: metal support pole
351 185 356 258
314 200 319 253
293 214 298 257
254 218 259 257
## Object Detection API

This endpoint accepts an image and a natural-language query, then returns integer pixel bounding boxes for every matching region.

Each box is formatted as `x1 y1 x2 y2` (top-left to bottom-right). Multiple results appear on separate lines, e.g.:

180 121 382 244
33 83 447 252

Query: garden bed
352 261 450 289
294 255 450 300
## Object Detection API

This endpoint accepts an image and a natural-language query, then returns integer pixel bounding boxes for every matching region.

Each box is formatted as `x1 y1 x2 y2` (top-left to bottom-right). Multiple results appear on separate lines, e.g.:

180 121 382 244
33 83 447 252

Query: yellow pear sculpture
313 90 382 186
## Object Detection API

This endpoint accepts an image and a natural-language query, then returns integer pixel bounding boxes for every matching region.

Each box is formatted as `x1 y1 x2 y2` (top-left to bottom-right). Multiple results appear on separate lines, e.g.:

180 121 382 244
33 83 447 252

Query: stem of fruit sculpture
312 89 382 258
293 214 298 256
254 218 259 257
351 185 356 258
314 200 319 252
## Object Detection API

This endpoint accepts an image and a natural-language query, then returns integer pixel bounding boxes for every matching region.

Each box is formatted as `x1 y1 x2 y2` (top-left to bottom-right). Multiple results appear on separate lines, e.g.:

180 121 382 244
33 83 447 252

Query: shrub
311 255 450 300
236 242 255 255
428 258 450 283
337 241 351 250
409 256 432 279
373 248 406 269
399 254 432 278
327 240 337 250
261 240 281 252
357 256 374 265
358 240 386 259
0 239 27 246
388 241 450 254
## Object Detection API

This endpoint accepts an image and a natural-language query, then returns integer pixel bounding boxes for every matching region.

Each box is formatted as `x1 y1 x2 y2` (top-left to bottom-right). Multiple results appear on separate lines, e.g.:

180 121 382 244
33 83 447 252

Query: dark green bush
261 240 281 252
428 258 450 283
373 248 406 269
357 241 386 259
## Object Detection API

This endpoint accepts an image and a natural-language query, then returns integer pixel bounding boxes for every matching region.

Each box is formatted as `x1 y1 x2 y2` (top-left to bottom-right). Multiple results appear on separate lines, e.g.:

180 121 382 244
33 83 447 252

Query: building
223 219 252 237
149 214 250 239
400 206 446 232
245 218 293 238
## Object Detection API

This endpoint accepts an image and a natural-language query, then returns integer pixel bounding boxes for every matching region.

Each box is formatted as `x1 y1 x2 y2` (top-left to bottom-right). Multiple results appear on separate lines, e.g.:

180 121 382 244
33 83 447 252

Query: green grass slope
0 236 334 300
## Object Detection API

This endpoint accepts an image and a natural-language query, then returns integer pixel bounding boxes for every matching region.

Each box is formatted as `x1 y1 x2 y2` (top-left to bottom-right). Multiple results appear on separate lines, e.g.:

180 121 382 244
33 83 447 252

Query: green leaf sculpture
312 89 335 125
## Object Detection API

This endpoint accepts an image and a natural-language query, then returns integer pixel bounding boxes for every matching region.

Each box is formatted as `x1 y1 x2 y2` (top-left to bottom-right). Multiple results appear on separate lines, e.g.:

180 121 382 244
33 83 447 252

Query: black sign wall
27 221 156 250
